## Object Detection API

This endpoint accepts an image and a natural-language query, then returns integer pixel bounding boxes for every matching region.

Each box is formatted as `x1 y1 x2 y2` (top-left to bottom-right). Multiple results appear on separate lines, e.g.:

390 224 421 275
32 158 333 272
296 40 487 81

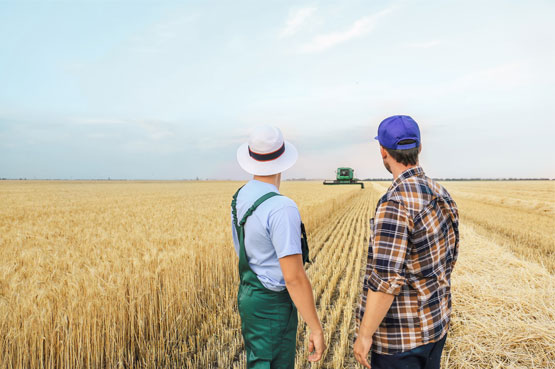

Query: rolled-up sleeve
367 200 410 296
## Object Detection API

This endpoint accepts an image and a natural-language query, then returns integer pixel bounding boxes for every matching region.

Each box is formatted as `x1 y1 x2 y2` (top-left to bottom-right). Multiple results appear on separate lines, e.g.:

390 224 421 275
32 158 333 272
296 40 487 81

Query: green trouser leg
238 283 298 369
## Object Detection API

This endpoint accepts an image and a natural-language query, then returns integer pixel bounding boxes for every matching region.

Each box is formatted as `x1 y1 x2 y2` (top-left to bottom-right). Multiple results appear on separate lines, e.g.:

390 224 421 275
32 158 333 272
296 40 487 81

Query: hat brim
237 141 298 176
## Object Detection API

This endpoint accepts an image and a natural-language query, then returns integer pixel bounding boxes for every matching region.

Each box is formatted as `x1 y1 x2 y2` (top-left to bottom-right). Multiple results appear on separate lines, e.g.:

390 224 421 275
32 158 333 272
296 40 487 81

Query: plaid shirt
356 166 459 354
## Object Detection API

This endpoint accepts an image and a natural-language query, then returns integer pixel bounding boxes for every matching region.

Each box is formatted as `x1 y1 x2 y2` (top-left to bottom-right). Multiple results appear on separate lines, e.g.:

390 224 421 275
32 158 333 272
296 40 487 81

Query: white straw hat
237 125 298 176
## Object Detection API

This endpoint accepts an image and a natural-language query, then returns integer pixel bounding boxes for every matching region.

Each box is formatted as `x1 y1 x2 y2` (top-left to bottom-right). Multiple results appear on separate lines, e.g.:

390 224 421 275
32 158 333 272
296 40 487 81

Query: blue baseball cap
374 115 421 150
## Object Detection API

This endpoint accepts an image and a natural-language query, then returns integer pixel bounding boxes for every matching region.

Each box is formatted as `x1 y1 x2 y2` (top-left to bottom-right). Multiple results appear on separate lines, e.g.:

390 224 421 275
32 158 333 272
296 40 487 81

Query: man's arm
353 199 410 368
269 203 325 362
353 291 395 368
279 255 325 362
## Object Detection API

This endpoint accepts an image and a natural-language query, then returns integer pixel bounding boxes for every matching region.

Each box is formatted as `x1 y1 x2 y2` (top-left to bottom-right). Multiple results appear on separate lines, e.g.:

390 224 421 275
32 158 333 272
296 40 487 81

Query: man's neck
391 163 419 181
253 174 281 189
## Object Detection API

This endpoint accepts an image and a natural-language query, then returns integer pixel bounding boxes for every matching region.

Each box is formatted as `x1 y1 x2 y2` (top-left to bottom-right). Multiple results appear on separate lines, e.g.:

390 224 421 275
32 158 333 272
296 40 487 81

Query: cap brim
237 141 298 175
374 136 379 141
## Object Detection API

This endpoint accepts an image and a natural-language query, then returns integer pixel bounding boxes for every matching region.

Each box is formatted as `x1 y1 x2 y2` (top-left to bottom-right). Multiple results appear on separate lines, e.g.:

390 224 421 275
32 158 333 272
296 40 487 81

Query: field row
295 188 373 369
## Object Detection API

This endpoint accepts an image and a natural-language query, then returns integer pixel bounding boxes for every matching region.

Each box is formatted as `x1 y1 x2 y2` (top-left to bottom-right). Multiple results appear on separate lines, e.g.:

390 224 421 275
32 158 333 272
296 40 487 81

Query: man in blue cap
353 115 460 369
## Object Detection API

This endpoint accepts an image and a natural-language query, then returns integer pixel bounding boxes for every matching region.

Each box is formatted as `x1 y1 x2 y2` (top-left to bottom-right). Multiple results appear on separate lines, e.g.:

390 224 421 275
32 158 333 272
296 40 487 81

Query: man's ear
380 145 388 159
418 144 422 154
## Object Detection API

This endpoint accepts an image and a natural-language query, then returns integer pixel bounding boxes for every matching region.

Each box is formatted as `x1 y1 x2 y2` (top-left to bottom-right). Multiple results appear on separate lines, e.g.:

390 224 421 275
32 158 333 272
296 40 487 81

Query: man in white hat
231 125 325 368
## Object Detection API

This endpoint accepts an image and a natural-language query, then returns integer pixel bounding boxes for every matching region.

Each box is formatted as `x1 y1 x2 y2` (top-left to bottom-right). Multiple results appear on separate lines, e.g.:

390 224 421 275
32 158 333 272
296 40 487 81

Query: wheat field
1 180 554 368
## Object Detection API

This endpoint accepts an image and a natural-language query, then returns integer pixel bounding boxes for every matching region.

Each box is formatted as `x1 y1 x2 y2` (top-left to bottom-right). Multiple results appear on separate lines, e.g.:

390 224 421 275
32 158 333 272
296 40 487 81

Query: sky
1 0 554 180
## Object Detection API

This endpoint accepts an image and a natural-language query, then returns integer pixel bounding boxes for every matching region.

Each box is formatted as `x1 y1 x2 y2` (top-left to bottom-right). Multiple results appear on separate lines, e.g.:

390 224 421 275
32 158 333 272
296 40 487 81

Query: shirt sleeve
367 200 410 296
268 205 302 259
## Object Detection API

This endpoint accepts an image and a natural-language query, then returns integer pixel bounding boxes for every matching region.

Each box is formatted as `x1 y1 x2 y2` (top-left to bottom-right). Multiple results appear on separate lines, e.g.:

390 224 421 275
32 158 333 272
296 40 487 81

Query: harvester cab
323 167 364 189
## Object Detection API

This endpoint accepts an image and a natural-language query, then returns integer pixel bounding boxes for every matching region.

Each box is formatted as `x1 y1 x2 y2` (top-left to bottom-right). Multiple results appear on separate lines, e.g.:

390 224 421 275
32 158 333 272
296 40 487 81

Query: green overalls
231 188 309 369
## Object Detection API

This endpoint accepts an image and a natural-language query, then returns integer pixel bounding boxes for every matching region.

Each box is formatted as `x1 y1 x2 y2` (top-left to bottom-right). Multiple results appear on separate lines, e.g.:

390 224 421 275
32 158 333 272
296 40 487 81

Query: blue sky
1 0 554 180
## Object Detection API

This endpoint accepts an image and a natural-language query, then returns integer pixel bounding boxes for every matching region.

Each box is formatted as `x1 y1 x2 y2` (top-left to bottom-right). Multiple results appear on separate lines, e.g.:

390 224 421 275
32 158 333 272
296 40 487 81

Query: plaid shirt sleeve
367 199 411 296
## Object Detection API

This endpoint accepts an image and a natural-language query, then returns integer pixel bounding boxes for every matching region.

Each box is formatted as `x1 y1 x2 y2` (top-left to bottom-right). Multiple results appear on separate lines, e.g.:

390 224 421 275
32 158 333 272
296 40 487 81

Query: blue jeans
371 333 447 369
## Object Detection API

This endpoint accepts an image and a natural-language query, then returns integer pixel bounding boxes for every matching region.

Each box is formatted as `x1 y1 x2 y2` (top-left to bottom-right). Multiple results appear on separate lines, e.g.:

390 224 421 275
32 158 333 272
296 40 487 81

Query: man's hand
353 334 373 368
307 329 326 362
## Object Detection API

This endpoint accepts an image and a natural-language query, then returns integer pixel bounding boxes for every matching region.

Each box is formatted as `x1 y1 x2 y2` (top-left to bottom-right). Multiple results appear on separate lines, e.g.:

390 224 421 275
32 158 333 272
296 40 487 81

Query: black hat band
248 143 285 162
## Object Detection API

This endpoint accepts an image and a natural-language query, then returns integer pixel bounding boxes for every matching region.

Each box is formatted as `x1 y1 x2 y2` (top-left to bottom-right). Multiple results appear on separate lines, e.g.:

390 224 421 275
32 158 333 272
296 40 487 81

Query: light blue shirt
231 179 302 291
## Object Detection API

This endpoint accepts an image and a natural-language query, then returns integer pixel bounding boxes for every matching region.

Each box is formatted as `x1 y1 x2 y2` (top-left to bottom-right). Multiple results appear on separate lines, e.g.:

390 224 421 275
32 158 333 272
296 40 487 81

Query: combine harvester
323 167 364 189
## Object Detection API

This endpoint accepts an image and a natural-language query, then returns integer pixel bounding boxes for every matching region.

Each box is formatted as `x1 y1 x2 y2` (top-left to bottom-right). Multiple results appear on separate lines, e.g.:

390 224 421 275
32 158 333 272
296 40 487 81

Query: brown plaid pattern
356 166 459 354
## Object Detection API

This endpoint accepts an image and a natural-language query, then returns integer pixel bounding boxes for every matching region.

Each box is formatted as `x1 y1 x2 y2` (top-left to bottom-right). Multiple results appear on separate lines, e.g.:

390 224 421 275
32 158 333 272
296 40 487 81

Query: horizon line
1 178 553 182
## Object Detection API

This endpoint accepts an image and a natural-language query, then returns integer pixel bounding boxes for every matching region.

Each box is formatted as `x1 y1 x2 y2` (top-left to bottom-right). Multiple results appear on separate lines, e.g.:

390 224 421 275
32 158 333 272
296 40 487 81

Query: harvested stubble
295 188 375 369
444 224 555 368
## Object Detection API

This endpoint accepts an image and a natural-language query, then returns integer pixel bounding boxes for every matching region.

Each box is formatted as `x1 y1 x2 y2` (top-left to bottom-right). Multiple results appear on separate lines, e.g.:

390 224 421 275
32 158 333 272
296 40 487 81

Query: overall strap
231 187 283 278
231 186 244 237
232 189 283 233
300 222 311 264
239 192 282 227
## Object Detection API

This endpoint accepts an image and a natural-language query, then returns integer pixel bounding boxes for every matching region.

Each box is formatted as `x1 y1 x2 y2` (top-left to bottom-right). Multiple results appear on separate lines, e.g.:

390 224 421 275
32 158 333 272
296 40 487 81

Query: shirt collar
389 166 425 190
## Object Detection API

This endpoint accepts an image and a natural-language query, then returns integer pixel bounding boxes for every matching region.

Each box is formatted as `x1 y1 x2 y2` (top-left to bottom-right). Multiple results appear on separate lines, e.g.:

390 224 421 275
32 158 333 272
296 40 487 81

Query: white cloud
299 6 395 53
279 7 317 38
406 40 441 49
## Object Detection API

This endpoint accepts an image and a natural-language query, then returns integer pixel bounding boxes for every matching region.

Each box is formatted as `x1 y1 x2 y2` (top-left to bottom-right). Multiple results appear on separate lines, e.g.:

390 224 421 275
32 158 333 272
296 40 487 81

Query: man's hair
383 139 420 166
